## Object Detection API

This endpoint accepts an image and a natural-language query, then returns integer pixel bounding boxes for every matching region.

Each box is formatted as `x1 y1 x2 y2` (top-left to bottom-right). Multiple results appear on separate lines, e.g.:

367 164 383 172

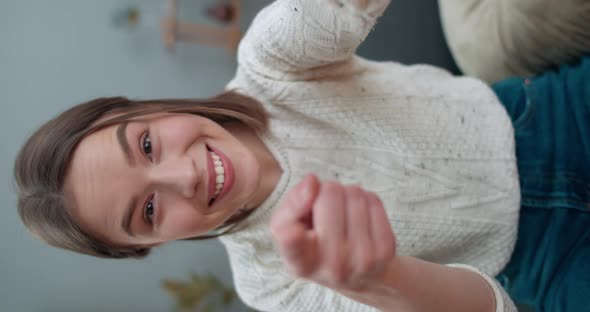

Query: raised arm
236 0 391 80
267 174 517 312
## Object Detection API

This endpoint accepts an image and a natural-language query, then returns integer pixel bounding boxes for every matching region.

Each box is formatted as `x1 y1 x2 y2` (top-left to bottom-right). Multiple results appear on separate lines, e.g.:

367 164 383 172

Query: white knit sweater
220 1 520 311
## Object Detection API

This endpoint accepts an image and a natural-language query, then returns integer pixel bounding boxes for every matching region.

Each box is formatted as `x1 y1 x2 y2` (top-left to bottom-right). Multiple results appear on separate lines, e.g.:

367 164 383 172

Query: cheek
160 205 214 239
166 115 215 135
161 117 224 151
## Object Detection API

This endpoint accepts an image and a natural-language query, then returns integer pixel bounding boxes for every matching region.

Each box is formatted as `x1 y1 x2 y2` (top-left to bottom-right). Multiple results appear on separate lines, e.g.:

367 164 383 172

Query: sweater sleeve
227 242 517 312
448 264 518 312
236 0 390 80
236 264 518 312
235 263 518 312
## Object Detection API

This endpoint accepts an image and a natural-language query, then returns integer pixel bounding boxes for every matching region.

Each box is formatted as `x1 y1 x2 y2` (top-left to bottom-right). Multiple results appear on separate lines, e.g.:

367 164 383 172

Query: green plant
161 272 238 312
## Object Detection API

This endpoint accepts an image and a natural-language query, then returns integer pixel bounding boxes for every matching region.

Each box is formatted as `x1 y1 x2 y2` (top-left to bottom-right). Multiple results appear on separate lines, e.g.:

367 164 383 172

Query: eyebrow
122 195 138 238
116 121 137 237
116 121 135 166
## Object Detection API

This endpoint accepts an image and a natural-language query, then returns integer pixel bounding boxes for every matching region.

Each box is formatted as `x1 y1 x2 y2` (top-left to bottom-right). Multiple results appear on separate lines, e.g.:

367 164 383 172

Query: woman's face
64 112 263 246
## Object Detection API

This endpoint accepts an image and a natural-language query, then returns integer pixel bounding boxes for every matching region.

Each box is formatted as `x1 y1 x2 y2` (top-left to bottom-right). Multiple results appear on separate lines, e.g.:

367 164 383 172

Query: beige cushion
439 0 590 83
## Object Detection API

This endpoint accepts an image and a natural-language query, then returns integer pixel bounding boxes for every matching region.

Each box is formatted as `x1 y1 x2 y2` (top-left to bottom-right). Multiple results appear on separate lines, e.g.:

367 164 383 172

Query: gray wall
0 1 269 311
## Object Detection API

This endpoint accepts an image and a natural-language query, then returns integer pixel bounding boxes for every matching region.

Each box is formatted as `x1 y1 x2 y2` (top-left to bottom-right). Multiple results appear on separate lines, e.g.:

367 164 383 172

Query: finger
313 181 348 283
273 222 319 277
269 174 321 278
367 193 396 266
344 186 373 278
270 174 319 230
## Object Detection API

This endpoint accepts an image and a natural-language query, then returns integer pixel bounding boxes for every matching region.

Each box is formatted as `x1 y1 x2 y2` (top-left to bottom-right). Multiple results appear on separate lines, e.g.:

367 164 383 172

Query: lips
205 144 234 207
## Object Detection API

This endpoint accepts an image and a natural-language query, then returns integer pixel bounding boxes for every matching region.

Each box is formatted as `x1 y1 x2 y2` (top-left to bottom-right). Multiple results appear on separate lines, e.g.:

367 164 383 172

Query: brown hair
14 91 269 259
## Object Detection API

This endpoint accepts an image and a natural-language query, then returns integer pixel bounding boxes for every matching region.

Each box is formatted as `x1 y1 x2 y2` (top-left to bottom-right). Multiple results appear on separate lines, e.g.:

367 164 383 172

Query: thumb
294 173 320 219
271 174 320 228
270 174 321 277
274 223 319 277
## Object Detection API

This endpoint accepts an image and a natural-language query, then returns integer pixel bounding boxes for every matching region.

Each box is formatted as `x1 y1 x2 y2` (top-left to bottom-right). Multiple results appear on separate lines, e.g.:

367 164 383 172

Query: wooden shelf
161 0 241 53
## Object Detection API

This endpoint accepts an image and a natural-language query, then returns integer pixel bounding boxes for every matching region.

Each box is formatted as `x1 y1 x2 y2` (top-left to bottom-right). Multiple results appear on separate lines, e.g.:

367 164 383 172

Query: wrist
338 256 496 312
338 257 415 312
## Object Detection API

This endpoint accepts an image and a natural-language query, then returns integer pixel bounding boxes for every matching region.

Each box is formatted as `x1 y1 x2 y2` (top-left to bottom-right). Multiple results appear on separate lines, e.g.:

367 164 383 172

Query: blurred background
0 1 458 311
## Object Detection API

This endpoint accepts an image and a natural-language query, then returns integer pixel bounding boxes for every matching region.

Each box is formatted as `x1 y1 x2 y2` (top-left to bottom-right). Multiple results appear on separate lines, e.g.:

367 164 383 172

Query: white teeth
209 149 225 201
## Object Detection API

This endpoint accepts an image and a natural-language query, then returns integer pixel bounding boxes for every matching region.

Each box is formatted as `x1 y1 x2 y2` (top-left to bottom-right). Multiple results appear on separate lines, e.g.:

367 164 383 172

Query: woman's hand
270 174 397 291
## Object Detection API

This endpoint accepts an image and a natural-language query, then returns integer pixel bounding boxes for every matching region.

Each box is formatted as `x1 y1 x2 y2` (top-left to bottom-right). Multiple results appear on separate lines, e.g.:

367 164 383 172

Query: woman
14 0 590 311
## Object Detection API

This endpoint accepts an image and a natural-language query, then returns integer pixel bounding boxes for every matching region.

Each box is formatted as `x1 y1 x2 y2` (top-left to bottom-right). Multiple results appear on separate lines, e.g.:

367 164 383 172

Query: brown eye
141 132 152 159
144 199 155 225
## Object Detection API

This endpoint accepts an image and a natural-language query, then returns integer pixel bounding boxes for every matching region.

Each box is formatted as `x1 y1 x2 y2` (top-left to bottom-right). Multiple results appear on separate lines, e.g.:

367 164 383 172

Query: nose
150 155 198 198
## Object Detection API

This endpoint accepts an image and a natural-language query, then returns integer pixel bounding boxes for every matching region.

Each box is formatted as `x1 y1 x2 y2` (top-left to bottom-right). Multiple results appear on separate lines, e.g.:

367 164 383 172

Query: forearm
339 256 496 312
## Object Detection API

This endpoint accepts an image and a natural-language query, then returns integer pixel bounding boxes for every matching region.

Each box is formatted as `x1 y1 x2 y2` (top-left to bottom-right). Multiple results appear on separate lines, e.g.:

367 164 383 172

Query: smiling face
64 112 275 247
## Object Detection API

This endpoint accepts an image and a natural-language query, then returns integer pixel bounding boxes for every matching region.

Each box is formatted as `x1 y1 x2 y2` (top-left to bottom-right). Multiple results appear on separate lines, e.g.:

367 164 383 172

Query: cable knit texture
220 1 519 311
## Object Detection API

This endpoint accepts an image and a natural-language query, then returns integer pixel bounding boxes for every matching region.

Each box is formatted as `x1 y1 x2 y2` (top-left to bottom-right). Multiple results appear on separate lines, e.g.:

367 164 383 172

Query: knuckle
326 257 347 284
375 226 389 242
375 249 388 263
358 255 374 274
377 244 395 262
318 182 346 205
344 185 368 206
330 266 346 284
345 184 364 195
322 181 344 194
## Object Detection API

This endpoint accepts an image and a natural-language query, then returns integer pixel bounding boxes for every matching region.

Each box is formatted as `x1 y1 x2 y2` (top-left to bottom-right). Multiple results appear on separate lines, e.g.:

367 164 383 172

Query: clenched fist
270 174 397 291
